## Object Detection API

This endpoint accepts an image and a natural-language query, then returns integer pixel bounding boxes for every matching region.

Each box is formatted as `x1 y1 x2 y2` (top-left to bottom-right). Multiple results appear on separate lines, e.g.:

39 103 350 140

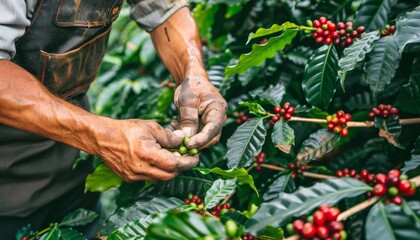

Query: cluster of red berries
209 203 232 217
269 102 295 126
326 110 351 137
287 205 347 240
184 194 203 206
368 104 399 119
253 152 266 171
382 24 396 36
242 234 264 240
372 169 416 205
289 161 308 179
309 16 366 47
233 111 250 124
336 168 376 184
160 80 175 89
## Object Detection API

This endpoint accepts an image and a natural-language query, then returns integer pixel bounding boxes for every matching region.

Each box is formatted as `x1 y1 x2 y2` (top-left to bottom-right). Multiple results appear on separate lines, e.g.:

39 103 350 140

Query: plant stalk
285 175 419 240
289 116 420 128
259 163 336 180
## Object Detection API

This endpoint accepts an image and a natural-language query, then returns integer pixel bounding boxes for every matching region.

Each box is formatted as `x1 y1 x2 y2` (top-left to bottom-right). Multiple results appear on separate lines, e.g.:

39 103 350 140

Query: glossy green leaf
246 178 371 234
108 219 149 240
338 31 380 86
220 210 249 226
85 164 123 192
247 22 300 44
204 179 237 210
193 167 257 194
365 201 420 240
303 44 339 109
146 211 226 240
355 0 398 31
239 102 267 117
249 83 286 106
60 229 86 240
401 136 420 176
103 197 185 235
225 30 297 78
60 209 98 227
272 119 295 154
226 118 267 169
262 172 295 202
39 226 61 240
95 79 131 114
374 116 403 148
365 36 400 97
297 129 340 162
154 175 213 198
395 75 420 114
207 51 234 95
394 7 420 53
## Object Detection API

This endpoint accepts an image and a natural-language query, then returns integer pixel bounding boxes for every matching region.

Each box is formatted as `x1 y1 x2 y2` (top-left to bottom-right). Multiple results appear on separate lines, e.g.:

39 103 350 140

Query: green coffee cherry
400 174 408 180
225 220 238 237
183 136 189 146
388 187 398 196
340 230 348 240
286 223 295 234
189 148 198 156
306 20 313 27
179 146 188 155
306 216 314 223
220 208 229 215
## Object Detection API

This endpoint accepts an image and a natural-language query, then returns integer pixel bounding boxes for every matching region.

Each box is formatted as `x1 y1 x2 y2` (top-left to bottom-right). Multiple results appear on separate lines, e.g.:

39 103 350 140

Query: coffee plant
19 1 420 239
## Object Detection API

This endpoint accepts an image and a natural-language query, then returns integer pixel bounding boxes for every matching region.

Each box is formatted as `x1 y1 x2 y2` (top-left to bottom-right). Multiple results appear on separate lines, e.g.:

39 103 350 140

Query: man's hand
150 7 227 150
174 76 227 150
96 119 199 182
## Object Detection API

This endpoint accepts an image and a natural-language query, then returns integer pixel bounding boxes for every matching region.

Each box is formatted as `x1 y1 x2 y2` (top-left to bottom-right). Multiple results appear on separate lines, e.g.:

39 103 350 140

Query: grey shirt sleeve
127 0 189 32
0 0 31 60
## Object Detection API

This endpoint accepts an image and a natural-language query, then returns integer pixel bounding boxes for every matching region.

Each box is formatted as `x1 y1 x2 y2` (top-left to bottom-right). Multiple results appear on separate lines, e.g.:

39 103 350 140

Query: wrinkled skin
95 119 199 182
0 7 225 182
151 7 227 150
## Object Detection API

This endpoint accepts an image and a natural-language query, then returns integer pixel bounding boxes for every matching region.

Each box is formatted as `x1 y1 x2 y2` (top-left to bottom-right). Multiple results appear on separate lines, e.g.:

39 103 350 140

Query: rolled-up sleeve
0 1 31 60
127 0 189 32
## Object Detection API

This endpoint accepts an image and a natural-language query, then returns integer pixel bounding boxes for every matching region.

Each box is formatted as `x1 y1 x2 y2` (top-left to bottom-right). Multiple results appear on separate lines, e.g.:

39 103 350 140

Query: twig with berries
269 102 295 126
326 110 351 137
233 111 250 124
369 104 399 119
286 205 348 240
309 16 365 47
259 163 336 180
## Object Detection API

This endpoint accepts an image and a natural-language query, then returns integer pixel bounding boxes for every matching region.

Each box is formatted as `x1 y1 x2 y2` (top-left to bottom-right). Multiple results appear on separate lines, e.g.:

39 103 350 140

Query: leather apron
0 0 123 217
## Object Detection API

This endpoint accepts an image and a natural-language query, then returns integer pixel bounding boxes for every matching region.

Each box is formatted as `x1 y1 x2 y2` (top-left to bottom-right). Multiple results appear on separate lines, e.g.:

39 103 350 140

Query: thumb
179 106 199 137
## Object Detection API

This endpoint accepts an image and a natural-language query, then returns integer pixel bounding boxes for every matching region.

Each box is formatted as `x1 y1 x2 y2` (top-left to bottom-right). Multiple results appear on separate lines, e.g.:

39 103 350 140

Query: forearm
0 60 107 155
150 7 205 84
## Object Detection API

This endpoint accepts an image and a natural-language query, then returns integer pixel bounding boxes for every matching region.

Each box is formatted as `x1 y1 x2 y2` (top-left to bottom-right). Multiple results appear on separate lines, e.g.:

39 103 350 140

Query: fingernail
182 127 193 137
173 152 181 157
173 130 184 138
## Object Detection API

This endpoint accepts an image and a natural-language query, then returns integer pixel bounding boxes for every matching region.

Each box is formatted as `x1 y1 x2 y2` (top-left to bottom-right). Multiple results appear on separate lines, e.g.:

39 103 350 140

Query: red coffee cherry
398 180 412 193
313 210 326 226
328 221 344 233
391 195 403 205
375 173 387 184
302 223 317 238
293 219 305 233
326 207 340 221
373 183 387 196
317 225 330 239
